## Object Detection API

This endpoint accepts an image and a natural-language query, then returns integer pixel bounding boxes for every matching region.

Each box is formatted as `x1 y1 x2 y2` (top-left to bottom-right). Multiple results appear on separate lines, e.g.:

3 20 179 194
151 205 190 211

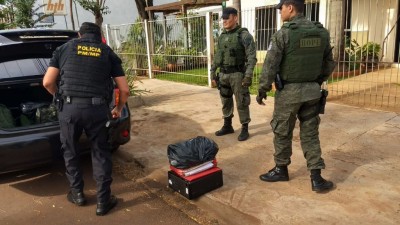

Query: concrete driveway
124 78 400 225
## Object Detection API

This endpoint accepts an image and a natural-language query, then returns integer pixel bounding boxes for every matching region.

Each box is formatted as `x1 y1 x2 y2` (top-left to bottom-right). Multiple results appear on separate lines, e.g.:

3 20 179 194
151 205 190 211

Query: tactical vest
280 21 328 82
59 38 112 100
215 27 247 68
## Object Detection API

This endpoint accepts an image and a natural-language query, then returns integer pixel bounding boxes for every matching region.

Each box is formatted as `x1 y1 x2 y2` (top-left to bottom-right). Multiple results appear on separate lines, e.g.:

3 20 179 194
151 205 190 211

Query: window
304 1 320 21
255 6 277 51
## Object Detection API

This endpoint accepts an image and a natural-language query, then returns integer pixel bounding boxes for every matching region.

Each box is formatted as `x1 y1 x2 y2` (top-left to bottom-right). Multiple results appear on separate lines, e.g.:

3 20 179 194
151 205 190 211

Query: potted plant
165 47 179 71
332 38 363 79
344 39 362 72
361 42 381 70
152 54 167 72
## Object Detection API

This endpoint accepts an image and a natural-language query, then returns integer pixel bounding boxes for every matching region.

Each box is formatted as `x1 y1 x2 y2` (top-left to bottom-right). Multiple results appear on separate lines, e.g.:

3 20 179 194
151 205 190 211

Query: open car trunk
0 77 57 129
0 58 57 130
0 30 78 130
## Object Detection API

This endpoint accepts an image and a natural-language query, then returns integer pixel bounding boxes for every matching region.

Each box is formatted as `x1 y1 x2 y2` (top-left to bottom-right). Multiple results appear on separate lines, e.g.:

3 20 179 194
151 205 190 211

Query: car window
0 58 50 79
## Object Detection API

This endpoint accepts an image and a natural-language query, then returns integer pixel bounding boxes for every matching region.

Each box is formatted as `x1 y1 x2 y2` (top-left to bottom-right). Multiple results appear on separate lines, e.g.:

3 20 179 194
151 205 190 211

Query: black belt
220 66 245 74
282 80 317 85
64 96 106 105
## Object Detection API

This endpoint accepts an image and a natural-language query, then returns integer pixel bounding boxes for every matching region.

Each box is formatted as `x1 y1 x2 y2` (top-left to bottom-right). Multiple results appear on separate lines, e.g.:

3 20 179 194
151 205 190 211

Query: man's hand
211 73 220 89
256 89 267 105
111 106 122 118
242 76 252 87
211 79 218 88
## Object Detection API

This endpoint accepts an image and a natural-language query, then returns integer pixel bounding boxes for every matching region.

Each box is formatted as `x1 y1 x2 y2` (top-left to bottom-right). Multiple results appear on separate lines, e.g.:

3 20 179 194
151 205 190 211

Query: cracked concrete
122 79 400 225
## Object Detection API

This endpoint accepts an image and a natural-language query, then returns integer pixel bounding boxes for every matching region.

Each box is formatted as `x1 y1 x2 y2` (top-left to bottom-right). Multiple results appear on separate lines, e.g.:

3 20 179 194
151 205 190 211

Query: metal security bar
148 15 208 86
105 0 400 112
106 21 148 77
327 0 400 111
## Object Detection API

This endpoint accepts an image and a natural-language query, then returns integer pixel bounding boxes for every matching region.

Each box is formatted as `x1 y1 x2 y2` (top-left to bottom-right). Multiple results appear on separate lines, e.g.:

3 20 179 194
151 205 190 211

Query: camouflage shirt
259 15 336 103
211 25 257 78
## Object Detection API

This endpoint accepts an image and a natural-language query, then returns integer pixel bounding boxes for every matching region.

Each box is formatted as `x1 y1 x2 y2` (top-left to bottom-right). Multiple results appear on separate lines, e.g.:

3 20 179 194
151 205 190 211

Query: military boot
215 116 234 136
310 169 334 192
237 123 249 141
259 165 289 182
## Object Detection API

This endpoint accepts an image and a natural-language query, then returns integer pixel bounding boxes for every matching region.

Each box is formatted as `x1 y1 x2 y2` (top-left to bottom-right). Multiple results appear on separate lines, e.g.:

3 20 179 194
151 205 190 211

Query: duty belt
64 96 106 105
220 66 245 74
282 80 316 85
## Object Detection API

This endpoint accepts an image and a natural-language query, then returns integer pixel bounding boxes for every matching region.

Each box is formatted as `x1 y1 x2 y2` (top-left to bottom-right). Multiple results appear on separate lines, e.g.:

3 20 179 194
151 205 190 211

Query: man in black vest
43 22 129 215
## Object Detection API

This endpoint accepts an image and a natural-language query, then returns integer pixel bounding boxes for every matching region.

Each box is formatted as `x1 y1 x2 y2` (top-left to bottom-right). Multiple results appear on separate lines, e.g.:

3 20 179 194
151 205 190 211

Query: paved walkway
123 79 400 225
328 67 400 112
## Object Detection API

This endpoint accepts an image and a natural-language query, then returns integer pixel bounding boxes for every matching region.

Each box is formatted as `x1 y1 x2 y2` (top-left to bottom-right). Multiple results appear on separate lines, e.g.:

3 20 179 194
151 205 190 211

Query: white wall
350 0 398 62
37 0 175 30
240 0 277 11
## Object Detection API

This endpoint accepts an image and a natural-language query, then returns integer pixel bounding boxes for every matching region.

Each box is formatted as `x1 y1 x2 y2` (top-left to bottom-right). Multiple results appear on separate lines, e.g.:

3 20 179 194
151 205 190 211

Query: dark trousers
59 102 112 203
270 98 325 169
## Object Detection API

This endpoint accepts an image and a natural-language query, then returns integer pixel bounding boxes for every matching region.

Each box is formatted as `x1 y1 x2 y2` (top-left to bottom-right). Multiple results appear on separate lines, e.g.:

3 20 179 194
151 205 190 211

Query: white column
206 12 214 88
144 19 153 79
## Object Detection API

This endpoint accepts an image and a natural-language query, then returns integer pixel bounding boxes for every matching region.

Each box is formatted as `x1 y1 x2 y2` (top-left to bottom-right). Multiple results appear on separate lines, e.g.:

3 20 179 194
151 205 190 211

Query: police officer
43 22 130 215
257 0 336 192
211 7 257 141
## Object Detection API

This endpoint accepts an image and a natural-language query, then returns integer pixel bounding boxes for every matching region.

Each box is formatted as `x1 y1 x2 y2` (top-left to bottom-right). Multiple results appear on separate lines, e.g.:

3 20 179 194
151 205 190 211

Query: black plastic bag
20 102 48 122
167 136 219 169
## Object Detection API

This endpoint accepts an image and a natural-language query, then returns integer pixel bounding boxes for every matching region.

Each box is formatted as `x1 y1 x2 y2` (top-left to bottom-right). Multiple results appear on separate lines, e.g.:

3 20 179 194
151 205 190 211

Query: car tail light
122 130 129 137
114 88 120 106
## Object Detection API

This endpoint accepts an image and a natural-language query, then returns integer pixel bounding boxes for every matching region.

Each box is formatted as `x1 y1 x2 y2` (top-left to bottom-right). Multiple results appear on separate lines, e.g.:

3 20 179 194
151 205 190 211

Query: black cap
221 7 238 19
276 0 305 9
79 22 101 37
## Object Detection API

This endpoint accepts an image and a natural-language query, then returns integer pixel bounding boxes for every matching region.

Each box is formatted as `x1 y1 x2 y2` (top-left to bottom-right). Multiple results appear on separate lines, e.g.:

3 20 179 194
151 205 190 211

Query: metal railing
326 0 400 111
105 0 400 111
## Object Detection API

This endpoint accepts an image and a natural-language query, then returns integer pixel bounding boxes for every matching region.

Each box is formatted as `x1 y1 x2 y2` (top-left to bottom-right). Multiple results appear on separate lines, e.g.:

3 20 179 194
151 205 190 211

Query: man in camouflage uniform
257 0 336 192
211 7 257 141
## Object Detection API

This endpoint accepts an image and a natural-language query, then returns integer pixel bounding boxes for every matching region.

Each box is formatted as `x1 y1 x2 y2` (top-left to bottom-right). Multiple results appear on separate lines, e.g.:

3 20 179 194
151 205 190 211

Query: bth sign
43 0 66 15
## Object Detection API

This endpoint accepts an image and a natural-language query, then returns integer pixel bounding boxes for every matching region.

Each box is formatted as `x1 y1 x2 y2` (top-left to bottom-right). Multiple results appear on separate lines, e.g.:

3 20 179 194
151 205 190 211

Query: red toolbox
168 167 223 199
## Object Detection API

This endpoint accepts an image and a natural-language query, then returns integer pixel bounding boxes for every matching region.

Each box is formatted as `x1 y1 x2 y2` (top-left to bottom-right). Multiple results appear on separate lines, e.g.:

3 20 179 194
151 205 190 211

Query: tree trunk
134 0 153 21
328 0 345 62
95 11 103 28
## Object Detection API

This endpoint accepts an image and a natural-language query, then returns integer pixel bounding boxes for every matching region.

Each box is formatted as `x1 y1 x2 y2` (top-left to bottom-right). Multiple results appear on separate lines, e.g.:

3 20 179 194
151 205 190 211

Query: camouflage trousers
270 97 325 170
218 72 251 124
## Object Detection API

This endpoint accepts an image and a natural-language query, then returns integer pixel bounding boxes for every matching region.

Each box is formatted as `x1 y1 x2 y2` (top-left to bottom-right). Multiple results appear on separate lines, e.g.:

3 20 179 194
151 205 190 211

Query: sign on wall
43 0 67 16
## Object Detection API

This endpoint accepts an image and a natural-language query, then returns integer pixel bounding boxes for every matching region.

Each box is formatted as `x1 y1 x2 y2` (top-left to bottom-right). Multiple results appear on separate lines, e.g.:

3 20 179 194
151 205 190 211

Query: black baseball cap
79 22 101 37
221 7 238 19
276 0 305 9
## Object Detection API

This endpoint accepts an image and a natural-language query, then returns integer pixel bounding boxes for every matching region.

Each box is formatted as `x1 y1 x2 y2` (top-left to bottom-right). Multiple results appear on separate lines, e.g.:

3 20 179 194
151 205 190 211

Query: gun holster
215 73 221 90
319 89 328 114
275 74 284 91
53 93 64 112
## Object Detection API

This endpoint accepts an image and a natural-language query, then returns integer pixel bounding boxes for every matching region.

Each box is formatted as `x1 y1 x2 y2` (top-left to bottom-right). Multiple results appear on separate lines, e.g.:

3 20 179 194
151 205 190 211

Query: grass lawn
154 67 208 86
152 65 276 96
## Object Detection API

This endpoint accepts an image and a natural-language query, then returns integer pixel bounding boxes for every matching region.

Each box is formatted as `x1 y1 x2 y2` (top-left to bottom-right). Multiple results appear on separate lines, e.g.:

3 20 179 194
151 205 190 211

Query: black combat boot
67 190 86 206
259 165 289 182
310 169 334 192
215 116 234 136
237 123 249 141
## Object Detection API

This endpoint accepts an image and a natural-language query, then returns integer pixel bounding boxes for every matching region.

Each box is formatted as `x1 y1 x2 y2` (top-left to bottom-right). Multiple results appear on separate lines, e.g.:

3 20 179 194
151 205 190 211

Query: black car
0 29 130 174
